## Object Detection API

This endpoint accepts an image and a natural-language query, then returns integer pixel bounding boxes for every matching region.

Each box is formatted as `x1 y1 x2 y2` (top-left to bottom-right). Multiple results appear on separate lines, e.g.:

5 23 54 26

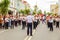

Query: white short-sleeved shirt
49 19 53 23
26 15 34 23
56 18 60 22
33 17 37 22
5 18 9 22
22 16 26 21
43 16 46 19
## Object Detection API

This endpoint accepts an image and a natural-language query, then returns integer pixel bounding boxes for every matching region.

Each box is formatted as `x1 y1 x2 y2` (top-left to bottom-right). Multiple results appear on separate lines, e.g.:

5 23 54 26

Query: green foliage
47 12 53 15
44 11 46 14
24 9 30 15
0 0 10 15
19 9 24 14
33 11 36 15
19 9 30 15
37 10 42 14
33 5 38 15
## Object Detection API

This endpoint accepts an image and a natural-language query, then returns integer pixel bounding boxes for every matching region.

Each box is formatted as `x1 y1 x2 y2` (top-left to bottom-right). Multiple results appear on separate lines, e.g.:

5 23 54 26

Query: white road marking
28 36 32 40
24 36 29 40
24 29 36 40
27 29 36 40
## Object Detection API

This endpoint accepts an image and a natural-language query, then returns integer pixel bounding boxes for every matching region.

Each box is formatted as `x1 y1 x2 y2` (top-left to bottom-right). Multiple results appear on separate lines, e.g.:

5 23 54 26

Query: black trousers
49 23 53 31
18 20 21 25
53 20 55 25
56 21 59 28
22 21 26 29
15 21 18 27
0 23 2 28
5 22 9 29
11 21 14 29
33 21 37 29
37 19 39 25
47 22 50 28
27 23 32 36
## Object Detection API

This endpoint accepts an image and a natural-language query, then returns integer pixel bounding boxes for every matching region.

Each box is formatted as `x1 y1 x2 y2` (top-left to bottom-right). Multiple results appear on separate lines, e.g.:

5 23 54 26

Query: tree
37 10 42 14
33 5 38 15
0 0 10 15
47 12 53 16
19 9 30 15
44 11 46 14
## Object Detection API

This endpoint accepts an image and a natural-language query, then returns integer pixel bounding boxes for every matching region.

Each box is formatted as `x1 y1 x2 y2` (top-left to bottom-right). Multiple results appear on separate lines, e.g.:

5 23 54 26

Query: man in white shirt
26 13 34 36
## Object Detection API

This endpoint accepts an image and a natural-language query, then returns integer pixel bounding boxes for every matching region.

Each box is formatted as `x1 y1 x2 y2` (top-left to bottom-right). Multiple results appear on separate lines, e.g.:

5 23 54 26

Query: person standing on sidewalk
26 13 34 36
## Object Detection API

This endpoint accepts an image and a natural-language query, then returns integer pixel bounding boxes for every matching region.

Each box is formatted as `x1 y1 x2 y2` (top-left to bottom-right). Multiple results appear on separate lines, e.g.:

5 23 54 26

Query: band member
5 15 9 29
8 15 11 27
26 13 34 36
18 15 21 25
42 15 46 24
10 15 15 29
49 17 53 31
15 15 18 27
46 15 50 28
0 14 3 29
22 15 26 29
33 16 38 29
55 16 60 28
37 16 40 25
53 17 56 25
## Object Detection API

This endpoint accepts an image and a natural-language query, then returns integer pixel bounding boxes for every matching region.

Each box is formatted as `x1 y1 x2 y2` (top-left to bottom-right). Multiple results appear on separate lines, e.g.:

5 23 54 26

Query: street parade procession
0 12 60 36
0 0 60 40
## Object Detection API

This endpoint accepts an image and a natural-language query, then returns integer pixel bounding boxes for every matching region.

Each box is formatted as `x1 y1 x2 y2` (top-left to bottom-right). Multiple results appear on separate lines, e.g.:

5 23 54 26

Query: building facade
9 0 26 15
58 0 60 15
50 4 59 14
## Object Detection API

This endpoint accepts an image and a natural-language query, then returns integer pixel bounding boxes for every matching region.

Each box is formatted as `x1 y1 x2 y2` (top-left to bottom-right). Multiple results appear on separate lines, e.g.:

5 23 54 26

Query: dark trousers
27 23 32 36
15 21 18 27
37 19 39 25
22 21 26 29
47 22 50 28
18 20 21 25
11 21 14 29
33 21 37 29
49 23 53 31
56 21 59 28
0 23 2 29
5 22 9 29
53 20 55 25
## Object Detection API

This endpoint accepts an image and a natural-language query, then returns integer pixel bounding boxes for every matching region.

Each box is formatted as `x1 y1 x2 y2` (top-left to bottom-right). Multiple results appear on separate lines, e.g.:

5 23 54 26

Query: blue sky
25 0 58 12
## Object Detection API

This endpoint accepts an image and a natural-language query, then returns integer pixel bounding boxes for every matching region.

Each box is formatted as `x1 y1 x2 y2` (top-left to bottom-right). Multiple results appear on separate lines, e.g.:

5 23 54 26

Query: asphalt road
0 22 60 40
